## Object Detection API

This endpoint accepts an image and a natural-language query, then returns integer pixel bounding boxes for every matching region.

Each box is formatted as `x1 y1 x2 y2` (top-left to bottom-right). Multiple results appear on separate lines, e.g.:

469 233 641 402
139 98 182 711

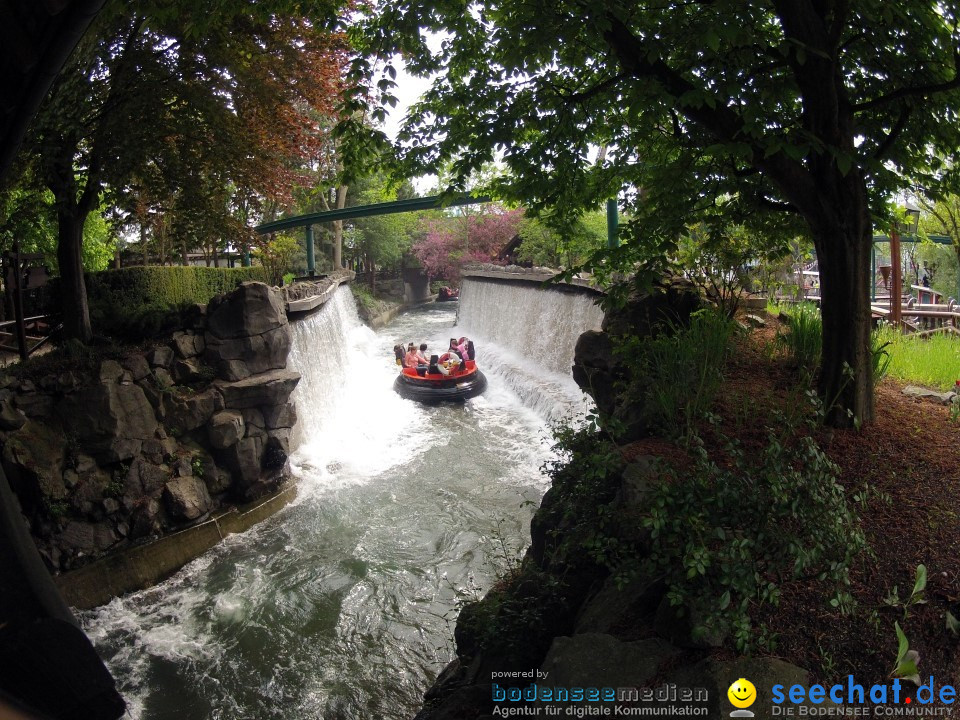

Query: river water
79 287 599 720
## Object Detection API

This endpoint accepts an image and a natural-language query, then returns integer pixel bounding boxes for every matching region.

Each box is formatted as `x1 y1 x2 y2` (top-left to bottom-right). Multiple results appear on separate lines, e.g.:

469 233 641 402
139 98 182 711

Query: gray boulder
123 458 171 498
60 383 158 463
58 520 117 555
221 435 264 491
98 360 125 383
164 388 223 433
902 385 956 405
216 370 301 409
163 476 212 521
14 392 54 419
205 325 292 377
0 398 26 431
263 402 297 430
575 577 663 634
540 633 680 690
172 331 199 358
121 354 151 382
208 410 245 449
130 498 161 539
217 360 251 382
206 282 287 339
2 420 67 502
147 346 175 369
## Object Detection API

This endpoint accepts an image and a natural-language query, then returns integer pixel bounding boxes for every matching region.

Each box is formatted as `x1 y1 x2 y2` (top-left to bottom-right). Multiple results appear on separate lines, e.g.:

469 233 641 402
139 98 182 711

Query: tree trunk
56 210 92 343
811 212 874 427
333 184 347 269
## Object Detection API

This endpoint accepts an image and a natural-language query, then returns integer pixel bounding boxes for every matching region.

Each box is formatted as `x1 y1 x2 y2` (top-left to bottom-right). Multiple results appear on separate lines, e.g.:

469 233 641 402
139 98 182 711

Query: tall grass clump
640 309 737 438
776 302 822 377
873 325 960 390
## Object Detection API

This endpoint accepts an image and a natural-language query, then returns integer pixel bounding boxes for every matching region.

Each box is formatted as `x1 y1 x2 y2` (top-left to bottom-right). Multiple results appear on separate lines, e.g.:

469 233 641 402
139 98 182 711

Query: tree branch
854 51 960 112
560 72 628 104
602 12 819 214
871 103 912 160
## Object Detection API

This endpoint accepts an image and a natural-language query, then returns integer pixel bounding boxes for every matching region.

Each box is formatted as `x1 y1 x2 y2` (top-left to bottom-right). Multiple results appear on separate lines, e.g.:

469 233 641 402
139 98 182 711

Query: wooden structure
1 247 59 361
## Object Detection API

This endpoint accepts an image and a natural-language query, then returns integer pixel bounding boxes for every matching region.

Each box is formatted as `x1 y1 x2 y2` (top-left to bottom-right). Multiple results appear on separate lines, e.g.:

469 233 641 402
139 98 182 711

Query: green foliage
873 324 960 391
642 421 865 653
343 172 418 276
675 221 791 318
516 209 607 269
892 622 921 686
883 564 927 620
0 179 118 272
946 611 960 636
254 234 301 286
775 303 823 378
346 0 960 425
44 498 69 520
80 265 268 339
617 310 736 439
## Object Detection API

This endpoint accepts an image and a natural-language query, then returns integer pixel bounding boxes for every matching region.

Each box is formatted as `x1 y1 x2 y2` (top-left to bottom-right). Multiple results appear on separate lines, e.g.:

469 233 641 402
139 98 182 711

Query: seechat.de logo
728 678 757 718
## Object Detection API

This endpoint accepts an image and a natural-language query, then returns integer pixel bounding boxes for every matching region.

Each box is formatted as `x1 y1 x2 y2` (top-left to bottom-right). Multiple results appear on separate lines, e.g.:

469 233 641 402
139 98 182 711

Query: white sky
382 62 433 143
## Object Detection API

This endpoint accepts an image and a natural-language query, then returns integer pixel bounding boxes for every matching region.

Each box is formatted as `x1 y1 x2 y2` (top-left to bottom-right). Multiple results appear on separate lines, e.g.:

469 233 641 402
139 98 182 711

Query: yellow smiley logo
727 678 757 709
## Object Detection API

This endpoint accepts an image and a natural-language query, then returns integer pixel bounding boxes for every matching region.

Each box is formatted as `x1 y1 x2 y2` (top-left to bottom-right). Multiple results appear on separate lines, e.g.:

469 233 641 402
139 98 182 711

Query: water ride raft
393 359 487 403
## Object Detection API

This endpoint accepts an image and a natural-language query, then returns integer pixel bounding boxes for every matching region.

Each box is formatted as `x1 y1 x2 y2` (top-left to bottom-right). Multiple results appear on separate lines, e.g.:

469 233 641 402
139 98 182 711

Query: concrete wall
56 484 297 610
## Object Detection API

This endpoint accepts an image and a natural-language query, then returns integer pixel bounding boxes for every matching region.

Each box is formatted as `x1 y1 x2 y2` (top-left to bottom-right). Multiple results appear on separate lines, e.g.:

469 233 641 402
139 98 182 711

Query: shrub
775 302 822 377
641 418 865 652
618 309 737 439
77 265 269 340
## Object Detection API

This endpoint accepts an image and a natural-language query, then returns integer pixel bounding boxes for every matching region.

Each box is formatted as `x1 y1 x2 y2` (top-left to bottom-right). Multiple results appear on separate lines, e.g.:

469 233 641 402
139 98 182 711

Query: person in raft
404 343 421 369
447 338 463 362
394 344 404 366
417 343 430 365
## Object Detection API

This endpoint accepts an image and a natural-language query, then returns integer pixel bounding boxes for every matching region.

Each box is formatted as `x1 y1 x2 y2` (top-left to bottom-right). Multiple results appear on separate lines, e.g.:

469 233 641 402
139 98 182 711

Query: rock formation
1 282 300 574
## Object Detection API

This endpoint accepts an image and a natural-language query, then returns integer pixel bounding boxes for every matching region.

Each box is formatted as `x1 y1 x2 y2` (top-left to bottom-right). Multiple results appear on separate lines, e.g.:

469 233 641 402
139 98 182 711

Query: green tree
18 0 348 342
0 172 116 272
516 209 607 269
348 2 960 426
343 173 418 287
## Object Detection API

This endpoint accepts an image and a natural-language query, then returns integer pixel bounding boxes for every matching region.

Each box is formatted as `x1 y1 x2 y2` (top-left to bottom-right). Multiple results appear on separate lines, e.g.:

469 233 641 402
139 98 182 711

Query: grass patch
874 325 960 390
774 302 822 376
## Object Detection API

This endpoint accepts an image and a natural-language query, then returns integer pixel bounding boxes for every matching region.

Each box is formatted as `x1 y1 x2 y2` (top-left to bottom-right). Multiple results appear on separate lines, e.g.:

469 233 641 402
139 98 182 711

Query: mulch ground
632 317 960 686
730 319 960 686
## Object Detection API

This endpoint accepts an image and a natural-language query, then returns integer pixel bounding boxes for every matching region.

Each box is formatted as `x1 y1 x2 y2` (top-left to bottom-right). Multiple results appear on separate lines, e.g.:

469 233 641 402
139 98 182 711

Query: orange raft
393 359 488 403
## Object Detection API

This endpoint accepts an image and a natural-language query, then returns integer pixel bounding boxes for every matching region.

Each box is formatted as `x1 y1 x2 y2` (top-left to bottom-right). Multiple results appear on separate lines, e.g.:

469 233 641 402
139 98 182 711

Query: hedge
80 265 271 340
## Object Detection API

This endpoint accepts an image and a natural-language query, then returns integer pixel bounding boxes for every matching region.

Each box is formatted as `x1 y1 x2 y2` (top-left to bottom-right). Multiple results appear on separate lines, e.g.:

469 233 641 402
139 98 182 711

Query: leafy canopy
345 2 960 268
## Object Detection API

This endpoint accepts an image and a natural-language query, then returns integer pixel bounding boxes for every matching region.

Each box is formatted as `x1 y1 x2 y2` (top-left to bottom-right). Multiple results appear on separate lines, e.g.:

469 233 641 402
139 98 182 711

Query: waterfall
286 286 430 486
456 278 604 422
286 286 363 451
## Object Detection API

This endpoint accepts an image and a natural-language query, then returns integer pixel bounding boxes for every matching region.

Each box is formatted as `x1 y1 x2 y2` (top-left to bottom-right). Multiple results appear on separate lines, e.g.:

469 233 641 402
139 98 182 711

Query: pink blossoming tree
413 207 522 283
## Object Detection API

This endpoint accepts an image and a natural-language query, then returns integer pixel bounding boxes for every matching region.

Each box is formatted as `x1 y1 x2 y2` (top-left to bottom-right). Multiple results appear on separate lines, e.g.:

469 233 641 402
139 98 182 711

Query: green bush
775 302 822 377
642 419 865 652
80 265 269 340
618 309 737 439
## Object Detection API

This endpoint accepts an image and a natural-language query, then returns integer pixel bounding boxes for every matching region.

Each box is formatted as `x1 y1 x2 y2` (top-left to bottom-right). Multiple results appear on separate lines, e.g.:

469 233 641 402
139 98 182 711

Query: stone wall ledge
284 270 354 315
55 482 297 610
461 264 605 295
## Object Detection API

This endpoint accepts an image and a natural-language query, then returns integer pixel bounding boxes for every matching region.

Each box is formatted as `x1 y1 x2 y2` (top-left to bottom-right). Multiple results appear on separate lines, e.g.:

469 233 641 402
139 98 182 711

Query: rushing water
80 285 600 720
